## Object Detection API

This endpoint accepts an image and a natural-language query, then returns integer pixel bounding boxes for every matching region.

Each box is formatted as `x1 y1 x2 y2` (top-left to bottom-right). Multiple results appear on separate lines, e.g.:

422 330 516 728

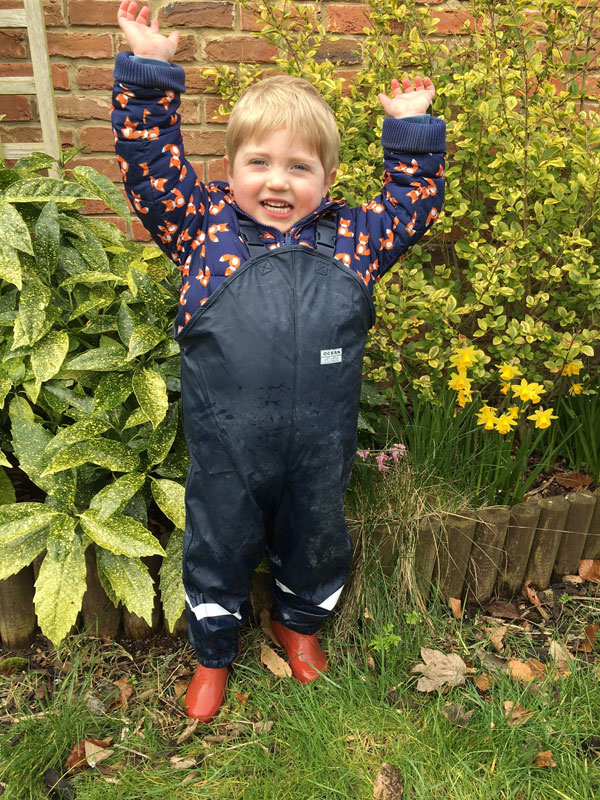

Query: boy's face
223 127 336 233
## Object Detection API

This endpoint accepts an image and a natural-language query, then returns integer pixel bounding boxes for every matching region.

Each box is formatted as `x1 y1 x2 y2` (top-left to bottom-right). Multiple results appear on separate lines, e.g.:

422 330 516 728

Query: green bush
0 152 186 646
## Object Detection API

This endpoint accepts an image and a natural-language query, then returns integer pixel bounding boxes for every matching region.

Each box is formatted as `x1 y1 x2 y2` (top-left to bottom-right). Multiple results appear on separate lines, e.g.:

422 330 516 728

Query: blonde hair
225 75 340 174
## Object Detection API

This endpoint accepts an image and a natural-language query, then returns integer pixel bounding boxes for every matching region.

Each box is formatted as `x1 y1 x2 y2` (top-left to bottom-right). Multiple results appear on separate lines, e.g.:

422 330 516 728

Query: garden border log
496 499 541 597
523 496 569 589
435 511 477 601
465 505 510 604
581 488 600 561
413 515 440 602
0 566 36 648
551 491 596 581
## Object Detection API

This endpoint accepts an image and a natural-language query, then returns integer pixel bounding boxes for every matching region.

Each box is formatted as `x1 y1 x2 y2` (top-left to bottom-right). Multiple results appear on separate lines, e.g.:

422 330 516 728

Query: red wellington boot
271 620 329 684
184 663 229 722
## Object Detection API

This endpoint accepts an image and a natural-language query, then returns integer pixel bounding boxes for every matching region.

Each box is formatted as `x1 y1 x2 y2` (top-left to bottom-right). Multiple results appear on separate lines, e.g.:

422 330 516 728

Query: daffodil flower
476 405 497 430
449 345 478 370
570 383 583 395
511 379 546 404
561 359 583 376
498 363 522 381
457 387 472 408
527 407 558 429
508 406 519 420
448 372 472 392
500 382 510 395
495 414 517 434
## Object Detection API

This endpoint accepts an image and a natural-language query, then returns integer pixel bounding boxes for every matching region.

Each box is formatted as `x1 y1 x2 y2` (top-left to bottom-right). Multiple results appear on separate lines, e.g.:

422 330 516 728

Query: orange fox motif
150 175 168 192
117 155 129 179
157 221 177 244
355 233 370 258
184 311 191 324
179 253 192 277
179 280 190 305
369 257 379 274
358 270 371 286
394 159 419 175
178 165 188 182
196 267 211 287
379 229 394 250
366 200 384 214
405 211 417 236
335 252 352 267
130 190 149 214
220 254 241 276
158 90 175 110
426 207 439 225
200 297 208 307
142 108 151 125
191 231 206 250
121 116 142 139
169 113 178 126
139 161 150 176
436 163 445 178
209 200 225 216
161 187 185 212
407 178 438 204
186 199 197 216
176 229 192 252
208 223 229 242
162 143 182 169
142 126 160 141
115 85 134 108
337 218 353 237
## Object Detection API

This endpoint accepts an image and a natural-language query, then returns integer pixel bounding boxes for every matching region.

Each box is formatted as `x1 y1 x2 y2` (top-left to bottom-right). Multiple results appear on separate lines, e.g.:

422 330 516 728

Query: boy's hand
377 77 435 118
117 0 180 62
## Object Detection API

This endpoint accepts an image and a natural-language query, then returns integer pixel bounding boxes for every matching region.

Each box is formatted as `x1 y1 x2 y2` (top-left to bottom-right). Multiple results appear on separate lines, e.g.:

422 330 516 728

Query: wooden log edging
2 490 600 647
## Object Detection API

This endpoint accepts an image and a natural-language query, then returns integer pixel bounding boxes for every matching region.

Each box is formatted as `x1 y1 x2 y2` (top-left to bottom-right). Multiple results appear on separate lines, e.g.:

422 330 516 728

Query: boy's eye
249 159 266 166
292 164 308 171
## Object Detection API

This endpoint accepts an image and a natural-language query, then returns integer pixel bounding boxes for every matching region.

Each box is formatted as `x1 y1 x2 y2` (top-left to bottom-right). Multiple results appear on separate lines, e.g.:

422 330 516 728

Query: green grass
2 597 600 800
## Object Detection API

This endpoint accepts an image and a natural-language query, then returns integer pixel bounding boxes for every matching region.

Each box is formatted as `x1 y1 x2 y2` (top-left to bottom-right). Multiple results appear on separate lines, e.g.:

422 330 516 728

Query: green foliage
0 154 185 646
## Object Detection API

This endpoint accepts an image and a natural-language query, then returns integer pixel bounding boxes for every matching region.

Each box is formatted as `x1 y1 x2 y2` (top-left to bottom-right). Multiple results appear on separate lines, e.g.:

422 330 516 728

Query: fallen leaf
555 472 593 489
65 738 113 772
110 677 132 710
364 607 373 620
535 750 557 768
234 692 250 707
169 756 196 769
507 659 535 683
484 600 522 620
373 762 404 799
175 718 198 745
474 672 492 692
524 580 549 620
579 560 600 583
253 720 274 735
441 702 474 726
504 701 534 726
84 741 113 768
476 648 507 674
548 640 571 676
173 678 188 700
579 624 599 653
260 608 281 647
564 574 583 584
411 648 467 693
260 642 292 678
525 658 546 679
488 625 507 653
366 653 376 670
449 597 462 620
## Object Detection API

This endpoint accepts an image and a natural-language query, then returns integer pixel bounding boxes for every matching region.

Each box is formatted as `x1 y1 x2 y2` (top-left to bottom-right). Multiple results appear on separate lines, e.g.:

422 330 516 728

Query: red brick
0 30 26 59
178 98 199 124
186 67 218 93
131 218 153 241
204 36 277 63
204 96 229 123
432 10 474 34
338 68 360 96
47 32 113 59
81 197 115 215
0 95 31 121
0 125 73 148
327 6 371 34
3 0 64 26
181 129 226 155
187 159 205 181
56 95 112 121
0 62 69 91
158 2 234 29
69 0 120 26
240 3 310 32
316 38 362 65
116 34 197 61
76 65 114 91
79 125 115 152
207 157 227 181
72 156 122 182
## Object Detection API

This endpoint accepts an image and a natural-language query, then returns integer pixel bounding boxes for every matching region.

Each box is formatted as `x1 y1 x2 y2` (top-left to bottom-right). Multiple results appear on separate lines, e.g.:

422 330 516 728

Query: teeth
262 201 291 209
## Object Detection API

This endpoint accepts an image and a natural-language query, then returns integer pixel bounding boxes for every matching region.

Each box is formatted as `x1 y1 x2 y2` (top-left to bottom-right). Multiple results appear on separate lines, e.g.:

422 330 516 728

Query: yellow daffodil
457 387 472 408
448 372 472 392
476 405 497 430
570 383 583 395
527 407 558 429
449 346 478 370
511 379 546 404
508 405 519 420
498 363 522 381
500 382 510 395
495 413 517 435
561 359 583 376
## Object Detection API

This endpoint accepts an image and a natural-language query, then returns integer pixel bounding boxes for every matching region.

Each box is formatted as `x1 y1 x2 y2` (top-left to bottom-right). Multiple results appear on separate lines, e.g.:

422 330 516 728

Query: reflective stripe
275 580 343 612
185 594 242 621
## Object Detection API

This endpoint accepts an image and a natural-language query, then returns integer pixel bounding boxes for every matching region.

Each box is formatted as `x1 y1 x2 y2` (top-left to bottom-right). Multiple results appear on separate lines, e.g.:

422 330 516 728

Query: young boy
113 0 445 722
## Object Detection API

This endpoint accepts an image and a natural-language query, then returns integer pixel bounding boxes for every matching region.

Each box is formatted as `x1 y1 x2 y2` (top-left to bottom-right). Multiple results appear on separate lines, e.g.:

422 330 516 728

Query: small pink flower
376 453 391 472
357 450 370 460
388 443 406 463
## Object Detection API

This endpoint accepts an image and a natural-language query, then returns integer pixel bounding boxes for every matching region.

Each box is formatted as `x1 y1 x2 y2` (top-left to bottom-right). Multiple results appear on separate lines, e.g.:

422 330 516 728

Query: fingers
117 0 151 24
390 75 435 94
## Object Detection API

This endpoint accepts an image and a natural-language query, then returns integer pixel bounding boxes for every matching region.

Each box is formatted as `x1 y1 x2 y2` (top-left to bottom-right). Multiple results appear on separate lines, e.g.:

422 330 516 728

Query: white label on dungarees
320 348 342 365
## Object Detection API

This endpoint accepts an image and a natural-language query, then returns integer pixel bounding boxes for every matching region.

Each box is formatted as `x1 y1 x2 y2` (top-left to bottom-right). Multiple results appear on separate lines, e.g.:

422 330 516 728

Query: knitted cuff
113 50 186 93
381 115 446 153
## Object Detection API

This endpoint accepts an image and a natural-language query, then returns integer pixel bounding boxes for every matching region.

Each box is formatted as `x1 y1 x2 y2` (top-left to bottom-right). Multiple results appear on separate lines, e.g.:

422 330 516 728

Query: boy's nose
266 169 289 190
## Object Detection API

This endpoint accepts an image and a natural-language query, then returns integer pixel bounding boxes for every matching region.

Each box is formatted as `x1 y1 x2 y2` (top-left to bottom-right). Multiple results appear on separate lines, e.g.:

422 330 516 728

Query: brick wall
0 0 596 240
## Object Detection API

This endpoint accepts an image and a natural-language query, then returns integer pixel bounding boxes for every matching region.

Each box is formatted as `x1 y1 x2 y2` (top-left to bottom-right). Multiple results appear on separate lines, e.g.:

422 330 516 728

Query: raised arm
117 0 179 61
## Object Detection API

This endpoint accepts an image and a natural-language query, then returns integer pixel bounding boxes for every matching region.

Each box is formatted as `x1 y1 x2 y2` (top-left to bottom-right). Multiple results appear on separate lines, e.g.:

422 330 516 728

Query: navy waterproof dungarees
176 218 375 668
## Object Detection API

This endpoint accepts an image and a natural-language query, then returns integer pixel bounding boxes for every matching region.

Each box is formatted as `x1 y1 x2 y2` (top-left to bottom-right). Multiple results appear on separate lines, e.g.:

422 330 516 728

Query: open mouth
261 200 293 214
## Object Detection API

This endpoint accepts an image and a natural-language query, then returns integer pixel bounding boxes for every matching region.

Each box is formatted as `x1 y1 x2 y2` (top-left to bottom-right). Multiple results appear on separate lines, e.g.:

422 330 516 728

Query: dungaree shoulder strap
237 215 338 258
